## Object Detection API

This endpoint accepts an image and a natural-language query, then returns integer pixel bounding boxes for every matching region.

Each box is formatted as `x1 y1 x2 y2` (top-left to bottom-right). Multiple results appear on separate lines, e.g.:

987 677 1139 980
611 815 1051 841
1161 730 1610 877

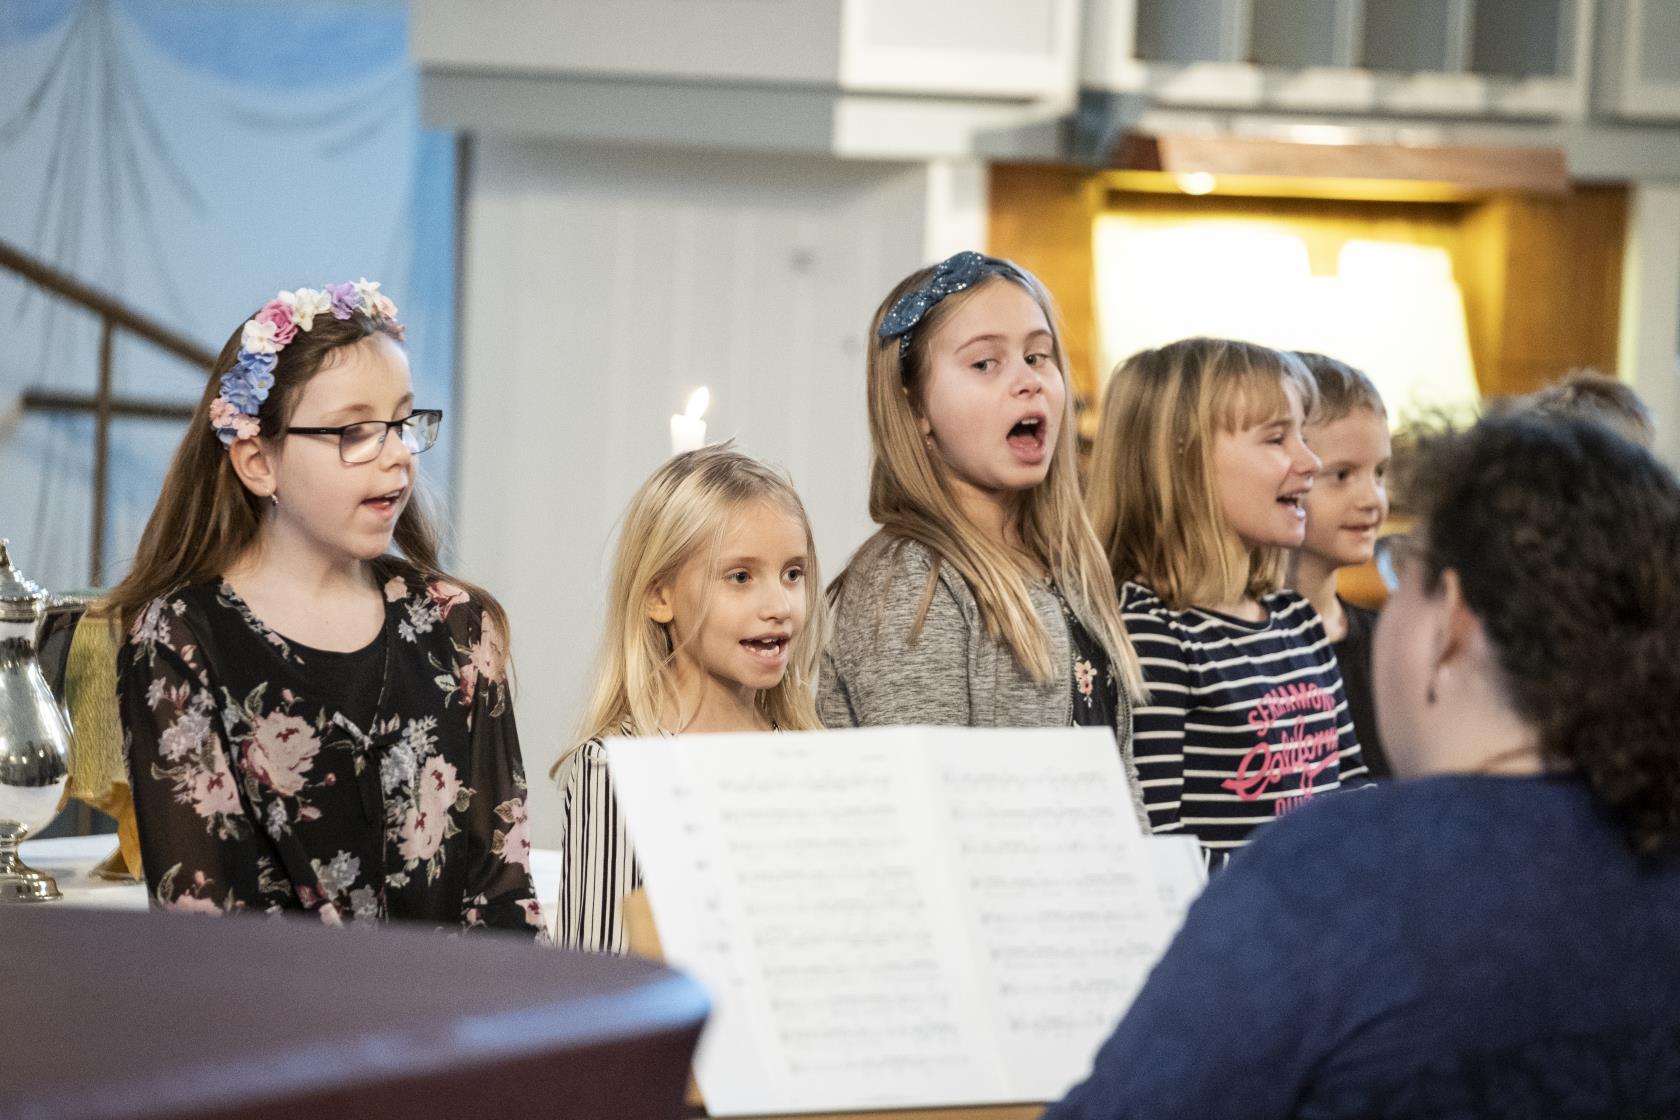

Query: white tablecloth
17 835 566 939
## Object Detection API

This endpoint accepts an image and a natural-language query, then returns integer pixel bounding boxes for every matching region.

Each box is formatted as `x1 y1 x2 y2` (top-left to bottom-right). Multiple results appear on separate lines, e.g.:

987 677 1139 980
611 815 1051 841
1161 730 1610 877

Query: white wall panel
455 140 947 847
413 0 842 87
1619 182 1680 471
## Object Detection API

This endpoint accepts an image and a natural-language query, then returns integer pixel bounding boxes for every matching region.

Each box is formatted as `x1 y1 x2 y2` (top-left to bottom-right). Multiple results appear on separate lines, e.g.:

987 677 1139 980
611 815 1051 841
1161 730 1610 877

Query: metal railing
0 239 207 584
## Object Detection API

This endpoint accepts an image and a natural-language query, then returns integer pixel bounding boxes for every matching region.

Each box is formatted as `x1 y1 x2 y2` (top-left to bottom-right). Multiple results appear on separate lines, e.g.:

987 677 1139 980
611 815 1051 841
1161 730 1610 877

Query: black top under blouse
1051 583 1121 734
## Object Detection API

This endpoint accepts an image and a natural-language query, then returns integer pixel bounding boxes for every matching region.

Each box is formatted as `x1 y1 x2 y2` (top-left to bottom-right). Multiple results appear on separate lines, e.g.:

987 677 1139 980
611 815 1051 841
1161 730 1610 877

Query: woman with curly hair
1047 411 1680 1119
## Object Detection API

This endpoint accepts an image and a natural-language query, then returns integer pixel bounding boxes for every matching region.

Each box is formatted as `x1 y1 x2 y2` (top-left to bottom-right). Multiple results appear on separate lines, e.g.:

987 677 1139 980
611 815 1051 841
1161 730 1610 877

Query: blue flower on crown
217 372 265 414
233 349 276 382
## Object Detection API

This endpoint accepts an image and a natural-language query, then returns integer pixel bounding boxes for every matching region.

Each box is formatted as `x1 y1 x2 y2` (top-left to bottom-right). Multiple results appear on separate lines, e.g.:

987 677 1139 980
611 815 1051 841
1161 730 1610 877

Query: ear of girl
111 283 543 936
821 253 1144 805
1088 337 1371 870
556 444 824 953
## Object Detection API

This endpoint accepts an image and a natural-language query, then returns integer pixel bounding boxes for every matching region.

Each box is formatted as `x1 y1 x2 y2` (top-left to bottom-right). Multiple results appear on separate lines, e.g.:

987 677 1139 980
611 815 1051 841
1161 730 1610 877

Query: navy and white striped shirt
556 736 641 954
1121 581 1368 868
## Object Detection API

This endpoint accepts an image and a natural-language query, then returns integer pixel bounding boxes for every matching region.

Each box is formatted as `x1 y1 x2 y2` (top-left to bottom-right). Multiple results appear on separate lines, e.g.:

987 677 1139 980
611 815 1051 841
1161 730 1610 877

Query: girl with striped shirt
553 444 826 952
1086 338 1368 867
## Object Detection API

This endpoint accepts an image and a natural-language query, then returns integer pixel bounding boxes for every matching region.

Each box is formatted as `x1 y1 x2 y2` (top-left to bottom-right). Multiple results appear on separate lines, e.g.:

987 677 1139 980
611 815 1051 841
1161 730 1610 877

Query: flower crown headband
209 279 401 446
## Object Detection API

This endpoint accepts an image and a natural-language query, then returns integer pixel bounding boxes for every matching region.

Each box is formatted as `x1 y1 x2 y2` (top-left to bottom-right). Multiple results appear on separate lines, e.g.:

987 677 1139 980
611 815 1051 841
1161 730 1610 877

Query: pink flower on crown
253 300 297 346
373 293 398 321
230 414 260 442
241 318 281 354
208 397 240 430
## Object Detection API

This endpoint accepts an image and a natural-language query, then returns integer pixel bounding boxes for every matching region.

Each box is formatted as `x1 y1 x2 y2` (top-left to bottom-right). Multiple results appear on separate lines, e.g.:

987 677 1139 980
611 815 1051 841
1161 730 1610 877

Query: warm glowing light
1094 218 1481 425
1177 172 1217 196
671 387 711 454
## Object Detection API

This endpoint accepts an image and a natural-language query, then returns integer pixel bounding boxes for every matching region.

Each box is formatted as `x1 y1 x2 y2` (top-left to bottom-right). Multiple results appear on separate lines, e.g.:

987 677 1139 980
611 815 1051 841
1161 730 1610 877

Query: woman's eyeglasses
285 410 442 465
1373 533 1417 593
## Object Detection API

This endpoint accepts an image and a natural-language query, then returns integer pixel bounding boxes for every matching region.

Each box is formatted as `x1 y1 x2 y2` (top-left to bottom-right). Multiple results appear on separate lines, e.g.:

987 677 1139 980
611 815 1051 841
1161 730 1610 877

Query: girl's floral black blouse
116 565 543 936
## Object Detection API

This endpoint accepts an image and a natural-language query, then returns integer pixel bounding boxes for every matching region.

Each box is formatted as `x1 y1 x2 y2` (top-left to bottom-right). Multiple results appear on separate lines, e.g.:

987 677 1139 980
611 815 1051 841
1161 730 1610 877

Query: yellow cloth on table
57 610 142 881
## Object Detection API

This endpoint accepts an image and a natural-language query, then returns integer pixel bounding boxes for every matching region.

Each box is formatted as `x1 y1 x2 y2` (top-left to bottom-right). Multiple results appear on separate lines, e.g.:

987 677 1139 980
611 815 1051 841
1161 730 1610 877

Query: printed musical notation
606 726 1205 1116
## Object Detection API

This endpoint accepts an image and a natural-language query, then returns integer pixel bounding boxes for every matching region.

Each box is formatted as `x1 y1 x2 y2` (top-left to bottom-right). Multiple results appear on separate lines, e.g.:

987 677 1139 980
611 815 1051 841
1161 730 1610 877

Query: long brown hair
832 263 1143 699
107 305 508 646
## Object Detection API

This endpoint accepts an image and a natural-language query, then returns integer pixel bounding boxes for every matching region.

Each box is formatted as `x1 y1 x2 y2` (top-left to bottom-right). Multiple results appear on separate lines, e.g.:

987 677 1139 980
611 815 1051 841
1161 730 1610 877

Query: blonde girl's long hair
1088 337 1318 611
106 304 509 646
833 261 1143 701
568 443 825 758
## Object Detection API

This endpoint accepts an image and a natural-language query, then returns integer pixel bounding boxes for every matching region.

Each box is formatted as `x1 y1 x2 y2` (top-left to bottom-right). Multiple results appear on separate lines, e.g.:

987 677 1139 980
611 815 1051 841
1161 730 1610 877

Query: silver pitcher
0 539 73 901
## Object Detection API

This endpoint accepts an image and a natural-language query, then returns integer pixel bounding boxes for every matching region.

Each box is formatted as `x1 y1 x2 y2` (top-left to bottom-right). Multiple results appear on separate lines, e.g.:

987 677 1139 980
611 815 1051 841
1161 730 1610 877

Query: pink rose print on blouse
491 797 532 870
164 893 222 915
188 759 241 819
458 613 507 708
1075 660 1096 698
240 712 322 798
161 868 222 914
427 579 469 618
384 576 408 603
397 755 465 863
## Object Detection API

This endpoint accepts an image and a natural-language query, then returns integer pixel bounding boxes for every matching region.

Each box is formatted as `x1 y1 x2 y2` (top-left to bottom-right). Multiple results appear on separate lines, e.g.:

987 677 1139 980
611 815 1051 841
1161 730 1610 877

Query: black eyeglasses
285 410 442 464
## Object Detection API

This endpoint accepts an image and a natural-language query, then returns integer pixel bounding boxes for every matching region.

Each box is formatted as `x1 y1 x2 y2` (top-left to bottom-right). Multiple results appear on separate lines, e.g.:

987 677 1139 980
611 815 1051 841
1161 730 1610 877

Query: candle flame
685 386 710 420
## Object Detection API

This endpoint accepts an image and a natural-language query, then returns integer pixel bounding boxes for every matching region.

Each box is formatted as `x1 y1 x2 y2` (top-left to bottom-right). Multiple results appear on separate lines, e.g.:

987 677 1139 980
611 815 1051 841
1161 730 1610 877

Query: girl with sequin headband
820 252 1145 780
110 282 543 934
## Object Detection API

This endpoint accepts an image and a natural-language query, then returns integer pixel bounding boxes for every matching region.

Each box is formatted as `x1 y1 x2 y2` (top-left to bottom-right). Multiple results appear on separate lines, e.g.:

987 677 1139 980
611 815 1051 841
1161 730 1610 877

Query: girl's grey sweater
819 538 1086 730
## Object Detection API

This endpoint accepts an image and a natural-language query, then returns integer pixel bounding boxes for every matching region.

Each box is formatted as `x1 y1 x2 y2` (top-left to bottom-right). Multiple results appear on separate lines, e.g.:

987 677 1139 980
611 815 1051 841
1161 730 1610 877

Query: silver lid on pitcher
0 541 48 625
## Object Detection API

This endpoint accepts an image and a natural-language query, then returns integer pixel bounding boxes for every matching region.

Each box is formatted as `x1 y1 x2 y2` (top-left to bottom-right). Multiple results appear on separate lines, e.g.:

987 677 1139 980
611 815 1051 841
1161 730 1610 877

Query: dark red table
1 907 707 1119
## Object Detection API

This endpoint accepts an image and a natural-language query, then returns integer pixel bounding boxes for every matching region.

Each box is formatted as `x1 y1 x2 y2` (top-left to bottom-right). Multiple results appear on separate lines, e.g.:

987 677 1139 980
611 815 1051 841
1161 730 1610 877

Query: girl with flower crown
110 282 543 934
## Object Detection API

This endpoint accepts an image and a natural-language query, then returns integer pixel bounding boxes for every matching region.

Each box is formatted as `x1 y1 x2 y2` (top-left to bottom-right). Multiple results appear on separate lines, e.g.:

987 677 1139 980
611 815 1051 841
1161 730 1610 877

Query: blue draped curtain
0 0 456 588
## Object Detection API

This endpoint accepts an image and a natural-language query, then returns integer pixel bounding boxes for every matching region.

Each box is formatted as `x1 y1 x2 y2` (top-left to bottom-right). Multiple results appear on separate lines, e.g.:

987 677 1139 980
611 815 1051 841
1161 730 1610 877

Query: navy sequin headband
877 251 1032 362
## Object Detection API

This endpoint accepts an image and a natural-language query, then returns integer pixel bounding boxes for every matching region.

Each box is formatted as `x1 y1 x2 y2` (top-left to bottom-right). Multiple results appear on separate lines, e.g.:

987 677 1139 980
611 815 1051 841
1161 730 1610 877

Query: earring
269 492 279 508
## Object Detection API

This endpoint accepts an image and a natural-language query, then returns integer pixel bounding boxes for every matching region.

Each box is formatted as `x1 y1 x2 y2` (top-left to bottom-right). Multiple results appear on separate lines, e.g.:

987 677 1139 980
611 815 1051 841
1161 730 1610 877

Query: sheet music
606 726 1200 1115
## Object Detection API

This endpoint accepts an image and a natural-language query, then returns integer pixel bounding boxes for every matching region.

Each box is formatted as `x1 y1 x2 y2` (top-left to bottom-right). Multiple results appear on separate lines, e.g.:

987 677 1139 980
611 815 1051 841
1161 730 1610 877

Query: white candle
670 386 709 454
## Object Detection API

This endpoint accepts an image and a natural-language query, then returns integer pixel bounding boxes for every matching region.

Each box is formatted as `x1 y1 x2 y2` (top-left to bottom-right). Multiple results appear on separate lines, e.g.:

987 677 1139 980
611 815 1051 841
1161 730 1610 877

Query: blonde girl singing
556 444 824 952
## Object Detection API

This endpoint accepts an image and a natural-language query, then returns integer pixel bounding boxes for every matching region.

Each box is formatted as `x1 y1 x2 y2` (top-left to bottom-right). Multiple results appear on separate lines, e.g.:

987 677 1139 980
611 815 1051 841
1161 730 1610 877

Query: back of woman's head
847 258 1140 696
107 290 445 631
1410 412 1680 851
1090 337 1316 609
575 443 825 747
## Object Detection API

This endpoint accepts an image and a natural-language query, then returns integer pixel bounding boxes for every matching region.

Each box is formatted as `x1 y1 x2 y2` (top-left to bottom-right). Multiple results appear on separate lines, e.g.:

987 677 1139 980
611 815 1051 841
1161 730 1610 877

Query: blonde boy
1291 352 1393 779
